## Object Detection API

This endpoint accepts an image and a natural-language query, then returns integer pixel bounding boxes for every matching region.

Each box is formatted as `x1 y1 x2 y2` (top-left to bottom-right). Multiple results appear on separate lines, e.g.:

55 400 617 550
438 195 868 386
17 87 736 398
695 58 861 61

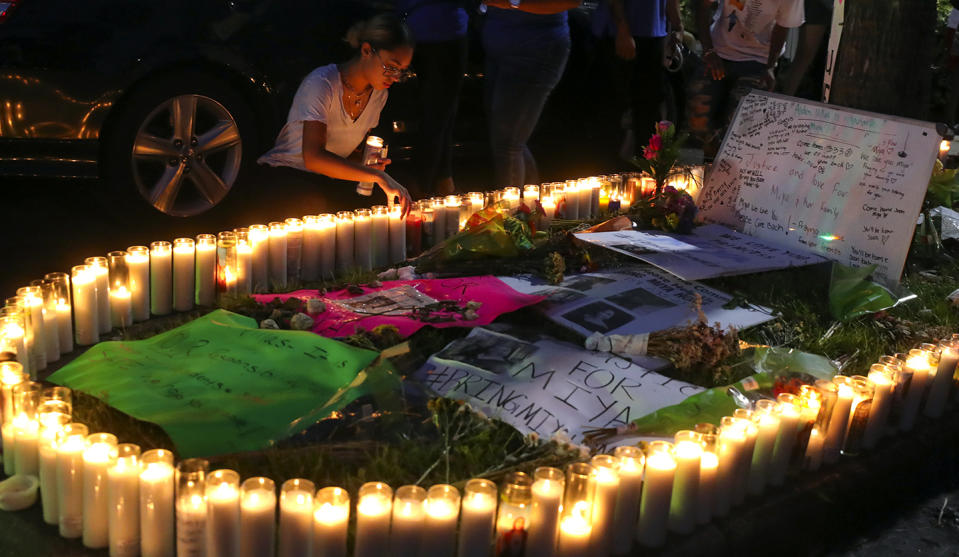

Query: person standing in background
779 0 832 98
592 0 684 159
397 0 469 197
481 0 581 188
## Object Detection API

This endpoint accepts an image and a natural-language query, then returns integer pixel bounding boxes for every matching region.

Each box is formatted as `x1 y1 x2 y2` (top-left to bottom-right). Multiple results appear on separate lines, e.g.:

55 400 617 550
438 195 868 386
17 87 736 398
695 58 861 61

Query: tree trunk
830 0 937 120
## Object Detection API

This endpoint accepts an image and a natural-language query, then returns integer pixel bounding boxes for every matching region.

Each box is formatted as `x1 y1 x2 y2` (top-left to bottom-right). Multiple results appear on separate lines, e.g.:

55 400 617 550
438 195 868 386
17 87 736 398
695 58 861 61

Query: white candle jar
669 430 702 534
81 258 111 336
195 234 217 305
38 399 70 525
390 484 426 557
240 477 276 557
206 468 241 557
278 478 314 557
0 360 25 425
353 208 373 272
149 242 173 316
56 422 89 539
176 458 209 557
248 225 270 293
422 484 460 557
458 478 497 557
636 441 675 548
234 229 254 296
217 231 238 299
108 443 141 557
125 246 151 322
371 205 390 268
334 212 355 274
72 265 101 346
495 472 532 554
284 218 304 284
140 449 176 557
527 466 563 557
556 462 592 557
33 278 61 363
611 446 644 554
694 423 719 525
268 222 289 289
12 382 41 476
44 272 74 353
588 455 620 555
355 482 392 557
83 432 119 549
313 486 349 557
173 238 196 312
106 251 134 327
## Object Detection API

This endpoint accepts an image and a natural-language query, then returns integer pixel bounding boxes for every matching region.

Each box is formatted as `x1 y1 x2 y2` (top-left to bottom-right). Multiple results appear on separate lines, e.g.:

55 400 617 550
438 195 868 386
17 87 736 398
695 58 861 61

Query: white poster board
497 266 774 338
414 327 704 442
574 225 826 281
698 91 939 285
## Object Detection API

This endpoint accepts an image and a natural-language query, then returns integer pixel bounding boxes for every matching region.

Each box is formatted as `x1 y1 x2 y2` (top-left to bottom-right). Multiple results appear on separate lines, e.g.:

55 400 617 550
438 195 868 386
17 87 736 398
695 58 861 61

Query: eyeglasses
372 48 414 82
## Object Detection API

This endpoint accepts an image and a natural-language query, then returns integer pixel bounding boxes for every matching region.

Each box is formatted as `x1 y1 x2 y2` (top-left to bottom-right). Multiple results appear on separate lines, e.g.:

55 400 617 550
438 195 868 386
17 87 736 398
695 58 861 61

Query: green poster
49 310 400 457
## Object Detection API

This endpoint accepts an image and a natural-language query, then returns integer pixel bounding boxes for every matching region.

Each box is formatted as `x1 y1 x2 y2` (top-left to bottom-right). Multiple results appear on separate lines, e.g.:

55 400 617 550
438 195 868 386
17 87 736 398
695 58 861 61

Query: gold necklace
342 75 372 107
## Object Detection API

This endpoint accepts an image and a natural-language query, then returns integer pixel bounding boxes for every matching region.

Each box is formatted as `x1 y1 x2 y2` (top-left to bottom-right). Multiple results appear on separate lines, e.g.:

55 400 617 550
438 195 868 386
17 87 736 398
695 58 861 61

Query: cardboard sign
414 327 704 443
498 266 774 337
48 310 399 457
575 225 826 281
698 91 939 285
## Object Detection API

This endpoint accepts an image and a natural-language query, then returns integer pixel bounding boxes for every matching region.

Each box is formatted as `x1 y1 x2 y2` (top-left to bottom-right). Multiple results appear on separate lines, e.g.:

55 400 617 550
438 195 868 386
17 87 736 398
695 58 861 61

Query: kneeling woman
258 14 414 215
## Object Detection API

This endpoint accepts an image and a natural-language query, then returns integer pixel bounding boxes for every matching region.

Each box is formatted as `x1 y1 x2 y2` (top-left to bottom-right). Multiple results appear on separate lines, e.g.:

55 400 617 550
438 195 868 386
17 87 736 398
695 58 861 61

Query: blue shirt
483 6 569 44
397 0 468 43
591 0 667 39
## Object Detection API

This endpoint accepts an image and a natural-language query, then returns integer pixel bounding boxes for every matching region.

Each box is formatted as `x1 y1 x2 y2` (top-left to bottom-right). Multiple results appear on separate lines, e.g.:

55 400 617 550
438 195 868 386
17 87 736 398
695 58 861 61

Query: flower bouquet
630 120 689 195
628 184 698 234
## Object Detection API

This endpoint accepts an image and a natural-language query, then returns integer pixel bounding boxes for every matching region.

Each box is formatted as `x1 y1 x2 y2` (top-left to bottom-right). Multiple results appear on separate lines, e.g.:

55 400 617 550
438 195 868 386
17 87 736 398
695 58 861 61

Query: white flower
463 309 479 320
466 301 483 310
550 430 572 446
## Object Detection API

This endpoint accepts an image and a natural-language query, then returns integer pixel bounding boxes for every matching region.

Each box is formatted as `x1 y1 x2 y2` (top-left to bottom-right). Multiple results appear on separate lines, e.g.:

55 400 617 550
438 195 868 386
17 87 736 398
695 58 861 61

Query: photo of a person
532 288 587 304
562 275 618 292
607 287 674 311
560 301 632 334
435 329 538 375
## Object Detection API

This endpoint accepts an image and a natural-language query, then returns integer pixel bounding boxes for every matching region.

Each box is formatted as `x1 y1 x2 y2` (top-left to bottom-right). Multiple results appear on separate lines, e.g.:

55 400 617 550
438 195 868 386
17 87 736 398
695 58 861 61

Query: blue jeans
686 58 766 158
483 32 570 187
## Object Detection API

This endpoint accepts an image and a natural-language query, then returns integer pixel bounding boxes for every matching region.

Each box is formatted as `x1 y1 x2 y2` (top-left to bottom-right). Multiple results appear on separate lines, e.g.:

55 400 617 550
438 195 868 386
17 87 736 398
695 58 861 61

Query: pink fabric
253 276 544 339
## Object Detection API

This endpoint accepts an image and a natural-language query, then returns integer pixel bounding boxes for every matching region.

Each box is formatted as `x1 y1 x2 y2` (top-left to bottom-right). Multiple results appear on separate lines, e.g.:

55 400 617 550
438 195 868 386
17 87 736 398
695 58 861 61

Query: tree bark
830 0 937 120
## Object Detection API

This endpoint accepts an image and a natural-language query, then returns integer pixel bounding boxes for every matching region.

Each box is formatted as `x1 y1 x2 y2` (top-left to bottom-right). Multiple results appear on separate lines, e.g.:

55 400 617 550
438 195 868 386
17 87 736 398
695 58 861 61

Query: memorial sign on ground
698 90 939 285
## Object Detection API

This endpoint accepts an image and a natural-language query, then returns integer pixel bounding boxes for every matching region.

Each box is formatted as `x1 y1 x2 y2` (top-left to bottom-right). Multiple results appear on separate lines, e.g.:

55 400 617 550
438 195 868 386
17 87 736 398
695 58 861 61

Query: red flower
649 134 663 151
656 121 673 135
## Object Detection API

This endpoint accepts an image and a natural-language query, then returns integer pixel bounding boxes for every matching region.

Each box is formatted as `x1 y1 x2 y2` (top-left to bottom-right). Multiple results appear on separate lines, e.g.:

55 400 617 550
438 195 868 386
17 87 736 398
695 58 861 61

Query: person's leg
434 35 468 194
486 34 571 186
781 23 828 97
685 56 726 159
630 36 666 153
723 60 767 128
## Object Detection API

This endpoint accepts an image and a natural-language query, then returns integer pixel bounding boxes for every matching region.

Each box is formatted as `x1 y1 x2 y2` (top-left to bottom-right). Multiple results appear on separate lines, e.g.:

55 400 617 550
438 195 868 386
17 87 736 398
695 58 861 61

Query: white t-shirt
710 0 805 64
258 63 387 171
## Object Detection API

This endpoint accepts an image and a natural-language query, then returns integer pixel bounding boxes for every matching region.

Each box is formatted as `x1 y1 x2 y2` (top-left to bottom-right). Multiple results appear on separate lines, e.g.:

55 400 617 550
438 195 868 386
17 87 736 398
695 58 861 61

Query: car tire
101 70 258 218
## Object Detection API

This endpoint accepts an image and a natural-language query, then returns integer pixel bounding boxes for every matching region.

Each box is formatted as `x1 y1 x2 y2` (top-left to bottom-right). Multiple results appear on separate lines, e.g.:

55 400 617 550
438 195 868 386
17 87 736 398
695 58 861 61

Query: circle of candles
140 449 175 557
611 446 644 554
233 228 254 296
12 382 41 476
108 443 141 557
238 477 276 557
388 205 407 264
694 423 719 525
768 395 800 486
637 441 675 548
124 246 151 322
176 458 210 557
195 234 217 305
353 209 373 272
841 376 875 456
390 484 426 557
81 259 111 336
355 482 392 557
267 222 289 289
247 225 270 293
824 376 854 462
864 364 895 448
926 339 959 418
38 399 70 525
495 472 532 555
458 478 497 557
557 463 592 557
335 212 355 274
149 242 173 316
279 478 314 557
313 486 349 557
284 218 304 283
172 238 196 312
44 272 74 353
588 455 620 555
57 422 89 538
669 431 702 534
206 469 241 557
731 408 758 505
527 467 564 557
70 265 99 346
83 432 119 548
421 484 461 557
371 205 390 268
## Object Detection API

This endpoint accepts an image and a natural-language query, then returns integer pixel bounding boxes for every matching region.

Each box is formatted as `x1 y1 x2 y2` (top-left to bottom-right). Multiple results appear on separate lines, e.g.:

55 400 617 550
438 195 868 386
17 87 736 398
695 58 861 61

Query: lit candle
421 484 460 557
640 177 656 197
371 205 390 268
901 348 933 431
249 225 270 293
793 388 821 472
44 272 74 352
71 265 99 346
235 230 253 296
495 472 532 555
316 214 337 279
2 298 33 378
126 246 151 322
823 376 854 463
240 477 275 557
354 209 373 272
149 241 173 316
804 427 825 471
636 441 675 548
56 422 89 539
0 361 25 425
926 340 958 418
285 217 304 284
611 446 644 554
420 204 435 249
172 238 196 312
842 376 875 456
458 479 497 557
12 410 40 477
390 485 425 557
83 432 119 548
335 212 355 274
108 444 141 557
556 502 591 557
695 424 719 525
468 191 485 216
527 467 564 557
502 187 521 211
176 458 209 557
205 469 241 557
2 404 15 475
588 178 601 217
313 486 349 557
444 195 462 238
83 258 111 335
669 430 702 534
268 222 289 289
302 215 322 281
191 234 216 306
354 482 392 557
33 281 61 363
388 205 406 264
279 478 314 557
588 455 619 555
731 408 757 505
430 198 447 244
109 286 133 328
524 184 540 205
864 364 895 448
357 136 385 195
768 395 800 486
541 195 557 222
140 449 175 557
562 183 579 220
38 400 70 525
880 355 907 431
217 231 238 298
575 180 590 219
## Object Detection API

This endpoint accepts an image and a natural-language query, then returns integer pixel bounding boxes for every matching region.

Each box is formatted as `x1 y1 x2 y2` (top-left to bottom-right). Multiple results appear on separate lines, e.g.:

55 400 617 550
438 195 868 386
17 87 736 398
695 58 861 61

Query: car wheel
102 71 257 217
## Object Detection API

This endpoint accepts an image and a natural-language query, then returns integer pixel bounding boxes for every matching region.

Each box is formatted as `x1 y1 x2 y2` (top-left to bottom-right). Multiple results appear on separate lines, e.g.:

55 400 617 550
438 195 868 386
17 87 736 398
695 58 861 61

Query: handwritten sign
48 310 400 457
574 225 826 281
498 266 774 337
698 90 939 285
253 277 544 339
414 327 704 443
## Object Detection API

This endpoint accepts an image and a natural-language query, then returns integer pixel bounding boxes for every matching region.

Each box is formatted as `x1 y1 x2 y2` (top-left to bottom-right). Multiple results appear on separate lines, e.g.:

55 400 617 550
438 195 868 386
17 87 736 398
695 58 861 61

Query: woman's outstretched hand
375 172 412 218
